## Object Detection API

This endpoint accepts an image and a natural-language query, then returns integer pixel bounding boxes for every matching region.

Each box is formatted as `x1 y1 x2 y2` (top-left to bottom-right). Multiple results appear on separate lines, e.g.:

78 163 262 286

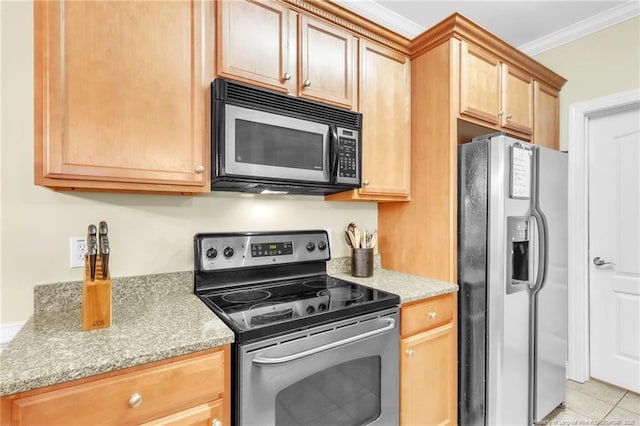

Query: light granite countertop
0 272 234 397
1 257 456 397
331 269 458 303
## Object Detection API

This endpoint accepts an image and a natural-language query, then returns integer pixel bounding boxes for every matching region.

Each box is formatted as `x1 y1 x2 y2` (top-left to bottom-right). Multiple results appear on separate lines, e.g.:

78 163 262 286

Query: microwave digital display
235 119 323 171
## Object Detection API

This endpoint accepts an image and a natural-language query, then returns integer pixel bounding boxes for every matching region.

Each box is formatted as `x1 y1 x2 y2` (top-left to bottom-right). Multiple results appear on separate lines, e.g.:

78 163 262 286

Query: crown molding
330 0 425 39
520 0 640 56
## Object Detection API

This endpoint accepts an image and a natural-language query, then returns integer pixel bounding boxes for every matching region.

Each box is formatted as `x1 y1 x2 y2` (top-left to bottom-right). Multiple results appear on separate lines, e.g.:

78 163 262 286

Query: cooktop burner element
221 289 271 303
317 287 364 301
302 279 333 289
193 230 400 343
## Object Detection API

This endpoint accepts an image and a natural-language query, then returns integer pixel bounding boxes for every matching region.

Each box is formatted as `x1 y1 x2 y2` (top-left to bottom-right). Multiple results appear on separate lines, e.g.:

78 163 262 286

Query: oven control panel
196 231 330 271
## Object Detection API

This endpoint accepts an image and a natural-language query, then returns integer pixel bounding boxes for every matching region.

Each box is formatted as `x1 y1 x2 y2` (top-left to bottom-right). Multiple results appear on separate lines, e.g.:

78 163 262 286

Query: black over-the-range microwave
210 78 362 195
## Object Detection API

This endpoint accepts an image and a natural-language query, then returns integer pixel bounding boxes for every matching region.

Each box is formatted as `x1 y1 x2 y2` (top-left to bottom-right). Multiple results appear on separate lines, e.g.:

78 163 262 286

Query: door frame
567 88 640 382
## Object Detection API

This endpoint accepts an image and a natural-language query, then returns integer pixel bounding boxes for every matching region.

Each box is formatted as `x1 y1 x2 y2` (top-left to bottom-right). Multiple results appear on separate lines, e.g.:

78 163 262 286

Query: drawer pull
128 392 143 408
428 311 437 320
405 349 414 358
212 419 222 426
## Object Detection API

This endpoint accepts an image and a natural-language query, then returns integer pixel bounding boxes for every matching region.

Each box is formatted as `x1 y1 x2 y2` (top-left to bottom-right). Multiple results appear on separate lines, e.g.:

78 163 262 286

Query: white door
588 104 640 393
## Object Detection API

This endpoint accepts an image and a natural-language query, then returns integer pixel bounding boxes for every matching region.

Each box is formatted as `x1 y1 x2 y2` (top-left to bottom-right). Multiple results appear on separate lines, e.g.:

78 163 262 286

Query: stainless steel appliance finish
458 133 568 425
240 308 399 425
211 78 362 195
193 230 400 426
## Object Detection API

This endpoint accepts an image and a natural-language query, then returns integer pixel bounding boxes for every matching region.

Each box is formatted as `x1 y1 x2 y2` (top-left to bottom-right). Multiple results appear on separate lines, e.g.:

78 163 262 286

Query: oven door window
224 104 330 183
275 356 381 426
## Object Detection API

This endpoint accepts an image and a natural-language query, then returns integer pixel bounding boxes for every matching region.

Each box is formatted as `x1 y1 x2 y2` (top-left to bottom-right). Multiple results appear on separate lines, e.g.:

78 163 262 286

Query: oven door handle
252 318 396 366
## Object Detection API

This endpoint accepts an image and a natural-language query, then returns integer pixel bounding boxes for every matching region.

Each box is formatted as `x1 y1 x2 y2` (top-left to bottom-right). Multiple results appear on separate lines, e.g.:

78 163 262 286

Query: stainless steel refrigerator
457 133 568 425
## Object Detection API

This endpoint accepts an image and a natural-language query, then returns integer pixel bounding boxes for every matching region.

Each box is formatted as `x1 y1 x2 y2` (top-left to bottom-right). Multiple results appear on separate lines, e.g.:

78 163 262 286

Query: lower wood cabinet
1 347 229 426
141 400 224 426
400 293 457 426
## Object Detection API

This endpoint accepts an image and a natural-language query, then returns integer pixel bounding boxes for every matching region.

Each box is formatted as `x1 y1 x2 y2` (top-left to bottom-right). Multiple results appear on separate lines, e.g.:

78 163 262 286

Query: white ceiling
333 0 639 54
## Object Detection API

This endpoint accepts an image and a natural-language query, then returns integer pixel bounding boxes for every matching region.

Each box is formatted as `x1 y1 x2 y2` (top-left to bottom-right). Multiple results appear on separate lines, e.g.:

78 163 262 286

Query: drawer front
12 350 225 426
141 399 224 426
401 293 455 337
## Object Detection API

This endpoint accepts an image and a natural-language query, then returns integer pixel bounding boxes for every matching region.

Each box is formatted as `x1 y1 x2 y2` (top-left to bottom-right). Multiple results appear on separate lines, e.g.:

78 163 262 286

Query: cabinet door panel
533 81 560 150
401 323 456 426
359 40 411 197
502 64 534 135
217 0 296 94
459 42 501 125
141 400 224 426
36 1 209 189
299 16 356 109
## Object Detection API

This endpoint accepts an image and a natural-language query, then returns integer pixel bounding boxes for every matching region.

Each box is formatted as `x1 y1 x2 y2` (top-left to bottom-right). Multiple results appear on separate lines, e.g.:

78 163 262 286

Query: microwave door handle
329 124 339 183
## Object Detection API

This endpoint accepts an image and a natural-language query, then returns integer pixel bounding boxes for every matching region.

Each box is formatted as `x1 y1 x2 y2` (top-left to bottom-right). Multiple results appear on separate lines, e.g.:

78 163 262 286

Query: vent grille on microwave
222 80 362 128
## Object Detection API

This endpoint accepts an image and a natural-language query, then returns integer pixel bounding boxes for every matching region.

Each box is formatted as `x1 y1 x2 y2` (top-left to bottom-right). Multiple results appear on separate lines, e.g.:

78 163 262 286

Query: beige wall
0 1 377 324
534 16 640 151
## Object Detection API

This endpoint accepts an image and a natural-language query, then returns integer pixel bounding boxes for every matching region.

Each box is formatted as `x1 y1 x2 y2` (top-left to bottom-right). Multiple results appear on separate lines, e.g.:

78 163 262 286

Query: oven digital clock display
251 241 293 257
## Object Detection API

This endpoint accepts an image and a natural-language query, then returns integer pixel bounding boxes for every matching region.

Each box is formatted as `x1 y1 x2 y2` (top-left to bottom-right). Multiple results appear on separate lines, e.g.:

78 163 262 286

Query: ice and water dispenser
506 217 532 294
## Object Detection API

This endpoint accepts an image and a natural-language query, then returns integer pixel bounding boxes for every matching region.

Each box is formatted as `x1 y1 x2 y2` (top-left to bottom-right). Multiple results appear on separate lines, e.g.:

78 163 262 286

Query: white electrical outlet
70 237 87 268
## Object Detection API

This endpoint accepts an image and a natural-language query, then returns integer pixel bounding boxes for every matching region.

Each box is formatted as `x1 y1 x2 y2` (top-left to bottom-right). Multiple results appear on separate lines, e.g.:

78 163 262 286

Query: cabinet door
533 81 560 150
35 1 211 193
141 400 224 426
501 64 534 135
359 40 411 198
217 0 296 94
400 323 456 426
299 15 357 109
459 41 501 125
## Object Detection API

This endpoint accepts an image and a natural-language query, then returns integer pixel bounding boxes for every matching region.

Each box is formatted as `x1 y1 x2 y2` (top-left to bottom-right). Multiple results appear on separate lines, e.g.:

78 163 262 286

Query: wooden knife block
82 257 112 331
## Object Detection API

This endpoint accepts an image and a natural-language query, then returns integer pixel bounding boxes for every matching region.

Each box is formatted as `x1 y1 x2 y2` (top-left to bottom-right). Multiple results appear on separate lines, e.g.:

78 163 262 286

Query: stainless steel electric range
194 230 400 426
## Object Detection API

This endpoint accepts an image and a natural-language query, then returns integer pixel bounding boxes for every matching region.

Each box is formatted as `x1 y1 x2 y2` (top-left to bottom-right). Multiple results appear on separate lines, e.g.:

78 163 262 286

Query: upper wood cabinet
459 41 533 137
326 40 411 202
378 14 565 283
217 0 297 94
217 0 357 110
533 81 560 150
34 1 212 193
298 15 357 108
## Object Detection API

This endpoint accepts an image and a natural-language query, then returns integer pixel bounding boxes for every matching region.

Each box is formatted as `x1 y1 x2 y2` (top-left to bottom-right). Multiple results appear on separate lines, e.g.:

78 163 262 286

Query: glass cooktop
197 274 399 342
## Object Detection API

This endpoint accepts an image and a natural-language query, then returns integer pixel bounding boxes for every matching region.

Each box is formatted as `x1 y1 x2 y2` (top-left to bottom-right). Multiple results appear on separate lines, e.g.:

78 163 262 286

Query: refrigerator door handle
530 146 549 295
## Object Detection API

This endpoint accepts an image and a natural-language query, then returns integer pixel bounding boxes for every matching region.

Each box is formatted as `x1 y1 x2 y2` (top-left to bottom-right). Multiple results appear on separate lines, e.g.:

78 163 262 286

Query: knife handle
87 231 98 281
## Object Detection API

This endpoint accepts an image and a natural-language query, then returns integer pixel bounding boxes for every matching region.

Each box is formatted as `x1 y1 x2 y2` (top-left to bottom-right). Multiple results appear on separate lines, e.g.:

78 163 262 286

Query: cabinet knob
497 110 504 117
405 349 414 358
505 113 512 120
428 311 437 320
283 73 291 81
195 165 205 174
128 392 143 408
363 180 370 186
303 79 311 87
212 419 222 426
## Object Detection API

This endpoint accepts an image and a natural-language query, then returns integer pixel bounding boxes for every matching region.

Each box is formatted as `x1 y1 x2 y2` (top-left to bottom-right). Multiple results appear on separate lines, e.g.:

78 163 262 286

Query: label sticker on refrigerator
510 144 532 199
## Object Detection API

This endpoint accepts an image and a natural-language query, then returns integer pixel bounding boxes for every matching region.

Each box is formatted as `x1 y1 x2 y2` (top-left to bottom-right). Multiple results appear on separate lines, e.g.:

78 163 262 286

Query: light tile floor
540 379 640 425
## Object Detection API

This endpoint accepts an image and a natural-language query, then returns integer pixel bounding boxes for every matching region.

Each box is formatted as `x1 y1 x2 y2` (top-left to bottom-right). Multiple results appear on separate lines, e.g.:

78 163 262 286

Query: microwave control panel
336 127 359 185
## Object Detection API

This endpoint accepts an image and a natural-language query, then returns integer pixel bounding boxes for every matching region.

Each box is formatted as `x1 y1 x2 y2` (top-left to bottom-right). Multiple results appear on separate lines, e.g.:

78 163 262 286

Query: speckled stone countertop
1 257 456 397
328 255 458 303
0 272 234 397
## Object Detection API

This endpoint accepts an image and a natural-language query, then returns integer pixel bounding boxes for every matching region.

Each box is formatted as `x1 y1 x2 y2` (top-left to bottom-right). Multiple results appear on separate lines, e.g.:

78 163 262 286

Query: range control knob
223 247 235 258
306 242 316 252
306 306 315 315
206 248 218 259
318 303 327 312
318 241 327 251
